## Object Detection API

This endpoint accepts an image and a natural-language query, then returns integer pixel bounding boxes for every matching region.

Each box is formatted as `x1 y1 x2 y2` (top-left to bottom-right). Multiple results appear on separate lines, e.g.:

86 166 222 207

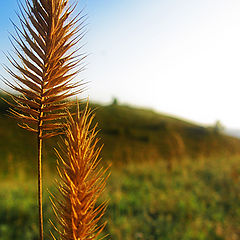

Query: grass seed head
51 103 110 240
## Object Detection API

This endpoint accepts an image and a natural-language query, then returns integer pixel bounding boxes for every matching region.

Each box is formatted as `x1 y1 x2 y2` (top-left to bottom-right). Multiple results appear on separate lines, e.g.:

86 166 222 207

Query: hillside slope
1 93 240 172
93 103 240 163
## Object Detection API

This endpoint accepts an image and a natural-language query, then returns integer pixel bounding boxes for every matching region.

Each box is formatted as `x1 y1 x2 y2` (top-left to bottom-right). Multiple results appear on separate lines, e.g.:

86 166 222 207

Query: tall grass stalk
2 0 86 239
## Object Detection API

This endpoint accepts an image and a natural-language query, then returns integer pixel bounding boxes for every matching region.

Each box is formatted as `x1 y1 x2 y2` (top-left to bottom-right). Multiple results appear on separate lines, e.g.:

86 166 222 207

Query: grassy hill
1 92 240 173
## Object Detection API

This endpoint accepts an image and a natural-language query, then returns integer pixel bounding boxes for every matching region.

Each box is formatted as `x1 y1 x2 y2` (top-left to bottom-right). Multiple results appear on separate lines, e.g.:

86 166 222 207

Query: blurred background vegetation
1 92 240 240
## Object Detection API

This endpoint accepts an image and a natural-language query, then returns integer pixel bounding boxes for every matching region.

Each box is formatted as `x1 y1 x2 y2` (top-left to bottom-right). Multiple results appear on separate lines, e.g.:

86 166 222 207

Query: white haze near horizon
1 0 240 129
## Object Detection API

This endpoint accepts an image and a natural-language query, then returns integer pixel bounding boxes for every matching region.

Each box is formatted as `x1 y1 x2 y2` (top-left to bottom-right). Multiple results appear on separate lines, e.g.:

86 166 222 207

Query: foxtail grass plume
51 103 110 240
3 0 86 138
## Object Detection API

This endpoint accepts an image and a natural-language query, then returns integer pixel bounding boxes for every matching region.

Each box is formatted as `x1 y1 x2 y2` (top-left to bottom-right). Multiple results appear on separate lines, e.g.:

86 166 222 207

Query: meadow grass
1 156 240 240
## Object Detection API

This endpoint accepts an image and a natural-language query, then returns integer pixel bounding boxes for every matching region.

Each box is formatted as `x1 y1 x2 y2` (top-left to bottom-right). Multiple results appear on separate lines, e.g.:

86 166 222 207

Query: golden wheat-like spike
4 0 86 138
51 103 110 240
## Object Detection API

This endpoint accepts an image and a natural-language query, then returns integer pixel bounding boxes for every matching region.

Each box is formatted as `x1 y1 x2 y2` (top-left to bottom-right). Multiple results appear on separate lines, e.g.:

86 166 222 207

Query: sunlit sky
1 0 240 128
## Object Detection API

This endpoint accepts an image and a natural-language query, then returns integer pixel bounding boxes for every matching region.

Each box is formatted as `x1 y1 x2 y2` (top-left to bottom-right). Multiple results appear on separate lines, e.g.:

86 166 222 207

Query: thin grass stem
37 136 43 240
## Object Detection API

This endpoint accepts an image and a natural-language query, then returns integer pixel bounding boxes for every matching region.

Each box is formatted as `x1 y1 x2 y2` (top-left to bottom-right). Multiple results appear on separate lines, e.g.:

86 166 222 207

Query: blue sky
1 1 240 128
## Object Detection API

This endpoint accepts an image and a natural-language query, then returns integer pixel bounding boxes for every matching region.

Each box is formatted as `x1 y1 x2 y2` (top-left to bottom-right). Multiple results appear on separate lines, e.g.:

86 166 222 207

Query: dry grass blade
51 103 110 240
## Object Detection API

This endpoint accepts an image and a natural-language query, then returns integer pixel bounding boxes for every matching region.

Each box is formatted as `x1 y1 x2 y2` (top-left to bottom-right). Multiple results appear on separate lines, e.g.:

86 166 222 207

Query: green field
1 157 240 240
